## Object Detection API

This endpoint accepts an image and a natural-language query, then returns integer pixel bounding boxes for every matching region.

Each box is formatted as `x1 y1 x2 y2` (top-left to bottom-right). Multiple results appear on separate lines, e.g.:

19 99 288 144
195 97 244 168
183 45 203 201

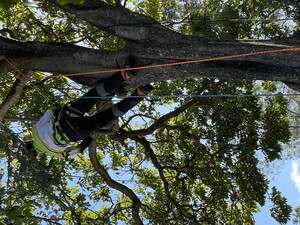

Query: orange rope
47 47 300 79
3 57 29 84
3 57 56 104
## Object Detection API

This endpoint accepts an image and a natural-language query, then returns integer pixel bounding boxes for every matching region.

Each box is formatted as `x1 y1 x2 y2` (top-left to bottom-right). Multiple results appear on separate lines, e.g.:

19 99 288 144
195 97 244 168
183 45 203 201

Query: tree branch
0 36 128 85
133 136 198 222
0 71 33 121
47 0 182 43
1 35 300 89
88 138 143 225
114 80 211 140
114 98 201 140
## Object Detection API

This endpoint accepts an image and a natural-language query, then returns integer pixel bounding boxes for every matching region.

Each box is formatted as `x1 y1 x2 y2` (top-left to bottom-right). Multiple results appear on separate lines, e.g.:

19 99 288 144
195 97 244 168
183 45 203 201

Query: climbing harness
52 106 85 146
53 108 70 146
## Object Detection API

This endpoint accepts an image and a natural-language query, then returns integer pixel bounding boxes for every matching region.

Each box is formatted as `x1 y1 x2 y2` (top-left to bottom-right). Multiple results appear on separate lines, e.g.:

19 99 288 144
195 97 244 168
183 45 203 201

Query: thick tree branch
1 34 300 89
0 36 128 85
47 0 183 43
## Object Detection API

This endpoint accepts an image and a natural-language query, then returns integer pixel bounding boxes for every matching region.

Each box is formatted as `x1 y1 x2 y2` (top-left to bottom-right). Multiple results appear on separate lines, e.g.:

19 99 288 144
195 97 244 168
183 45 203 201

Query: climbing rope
3 57 60 107
47 47 300 79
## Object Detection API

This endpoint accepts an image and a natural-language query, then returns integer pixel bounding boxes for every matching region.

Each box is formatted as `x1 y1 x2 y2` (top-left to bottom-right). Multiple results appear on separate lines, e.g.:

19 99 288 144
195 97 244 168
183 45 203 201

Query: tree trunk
1 0 300 87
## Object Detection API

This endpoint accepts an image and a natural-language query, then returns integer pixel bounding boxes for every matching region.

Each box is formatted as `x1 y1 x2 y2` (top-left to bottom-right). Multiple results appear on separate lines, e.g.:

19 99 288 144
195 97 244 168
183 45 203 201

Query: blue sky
255 159 300 225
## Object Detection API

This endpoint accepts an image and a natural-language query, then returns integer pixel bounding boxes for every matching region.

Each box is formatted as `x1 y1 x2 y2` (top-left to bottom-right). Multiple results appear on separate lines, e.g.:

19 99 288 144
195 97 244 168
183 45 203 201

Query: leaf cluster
187 0 299 39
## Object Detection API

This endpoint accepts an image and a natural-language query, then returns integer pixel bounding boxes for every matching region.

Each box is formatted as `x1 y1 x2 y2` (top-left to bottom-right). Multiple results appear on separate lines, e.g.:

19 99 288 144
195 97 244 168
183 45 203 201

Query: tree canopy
0 0 299 224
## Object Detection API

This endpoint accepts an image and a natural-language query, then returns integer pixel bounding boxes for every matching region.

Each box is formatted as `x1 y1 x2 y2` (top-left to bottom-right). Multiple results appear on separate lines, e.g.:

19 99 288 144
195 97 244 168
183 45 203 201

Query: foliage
270 187 293 224
293 206 300 224
187 0 298 39
0 0 298 224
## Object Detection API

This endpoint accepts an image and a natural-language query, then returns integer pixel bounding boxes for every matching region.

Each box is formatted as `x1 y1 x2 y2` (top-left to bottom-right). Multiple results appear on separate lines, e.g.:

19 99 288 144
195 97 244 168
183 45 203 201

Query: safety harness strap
52 106 83 146
53 120 70 146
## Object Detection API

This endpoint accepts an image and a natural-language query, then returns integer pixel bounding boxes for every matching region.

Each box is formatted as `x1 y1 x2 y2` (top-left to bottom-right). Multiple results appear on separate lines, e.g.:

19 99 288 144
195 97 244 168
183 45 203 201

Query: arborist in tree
23 57 153 159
